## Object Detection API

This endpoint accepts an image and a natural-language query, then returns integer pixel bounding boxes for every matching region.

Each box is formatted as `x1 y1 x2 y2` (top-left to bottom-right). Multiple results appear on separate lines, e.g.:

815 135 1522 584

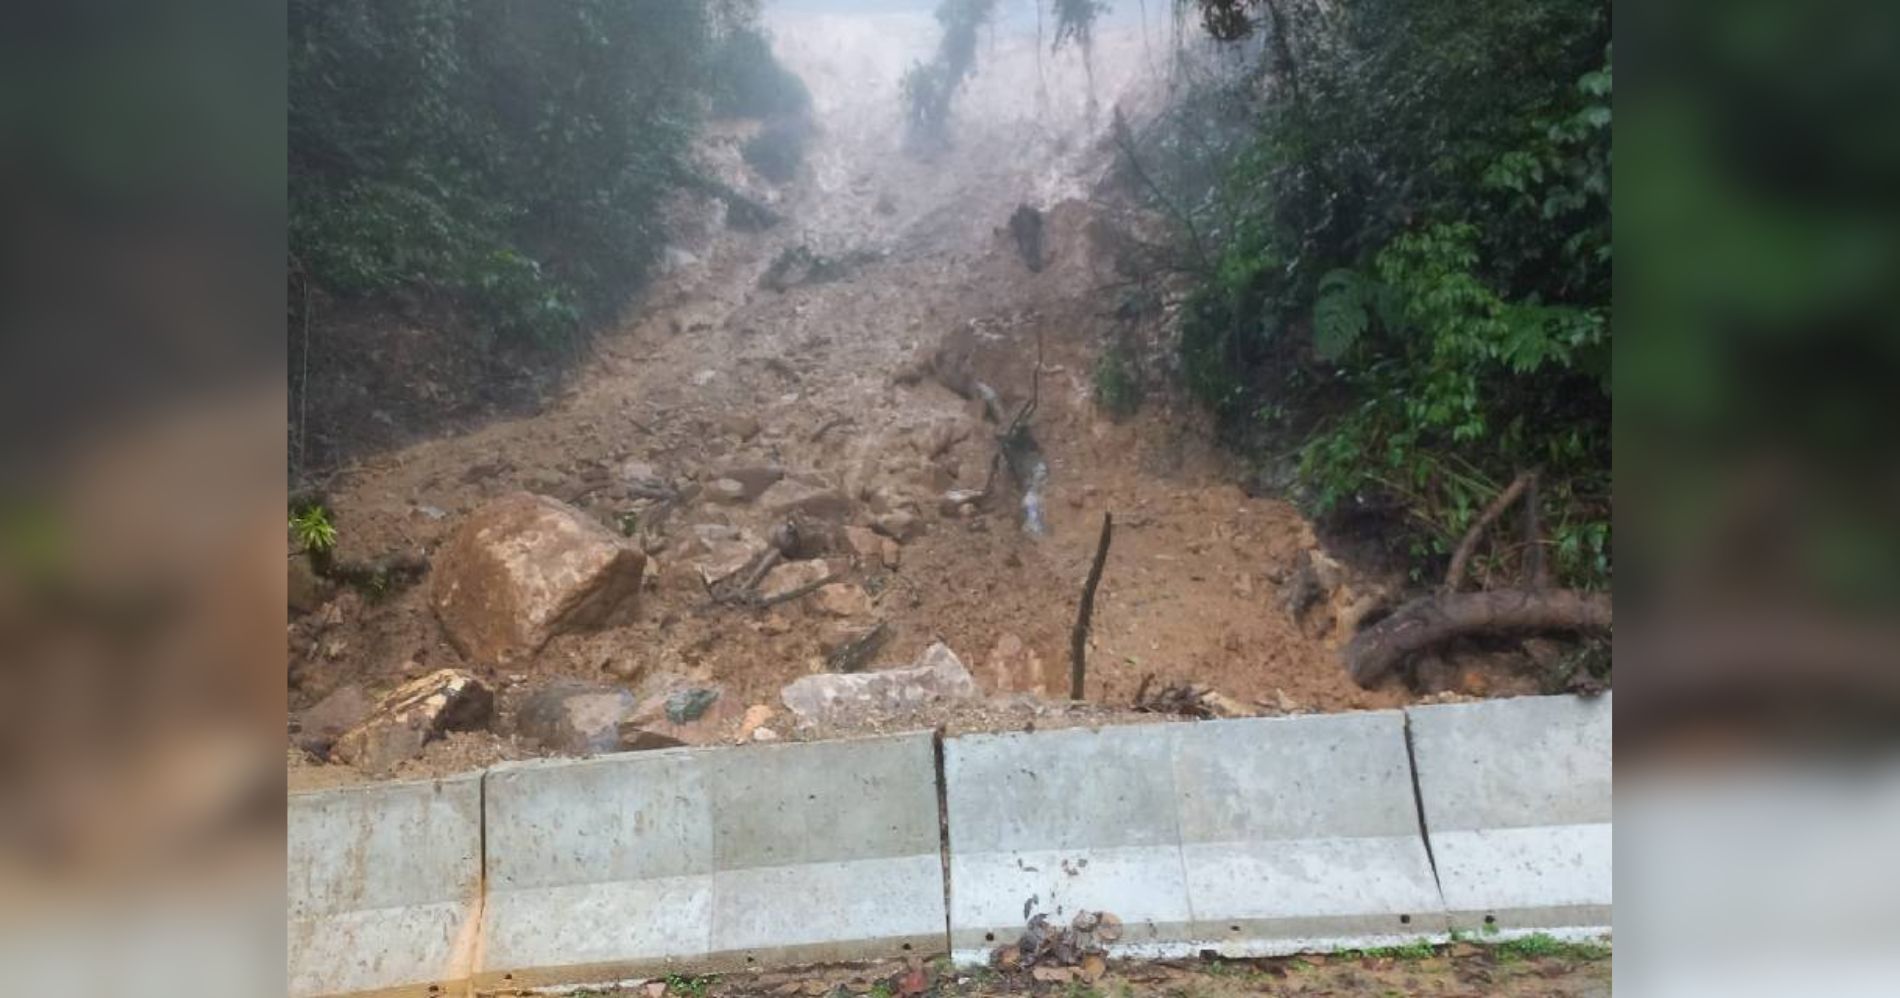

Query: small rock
644 981 667 998
1030 967 1074 983
759 478 852 522
665 687 720 723
1095 912 1123 943
760 559 833 601
957 502 977 519
291 684 373 757
707 478 751 504
780 642 977 724
722 414 762 441
939 489 984 517
811 583 873 618
880 538 901 570
1200 690 1255 719
331 670 493 774
872 510 921 541
620 460 663 486
514 681 638 755
1071 910 1099 932
1079 953 1107 983
751 727 780 742
993 946 1023 969
843 526 884 562
737 704 776 741
696 533 768 587
720 465 785 500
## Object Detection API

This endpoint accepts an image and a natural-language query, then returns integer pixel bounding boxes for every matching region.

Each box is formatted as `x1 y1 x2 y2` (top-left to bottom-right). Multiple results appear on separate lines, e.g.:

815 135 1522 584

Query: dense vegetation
1165 0 1611 588
289 0 805 349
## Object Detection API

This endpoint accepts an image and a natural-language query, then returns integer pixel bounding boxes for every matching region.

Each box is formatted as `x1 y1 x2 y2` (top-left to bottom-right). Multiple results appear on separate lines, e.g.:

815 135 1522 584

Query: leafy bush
1093 344 1143 419
1171 0 1611 587
902 0 1001 148
290 0 798 348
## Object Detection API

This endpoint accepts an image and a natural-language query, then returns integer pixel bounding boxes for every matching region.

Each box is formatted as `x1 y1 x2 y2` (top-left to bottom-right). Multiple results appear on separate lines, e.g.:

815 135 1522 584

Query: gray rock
292 684 373 757
665 687 720 723
759 478 852 522
872 510 922 541
514 681 639 755
780 642 977 724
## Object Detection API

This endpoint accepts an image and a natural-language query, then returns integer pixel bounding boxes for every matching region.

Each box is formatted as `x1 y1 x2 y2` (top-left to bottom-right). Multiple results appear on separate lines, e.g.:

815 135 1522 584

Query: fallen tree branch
1070 512 1115 700
1442 471 1535 595
1346 589 1613 687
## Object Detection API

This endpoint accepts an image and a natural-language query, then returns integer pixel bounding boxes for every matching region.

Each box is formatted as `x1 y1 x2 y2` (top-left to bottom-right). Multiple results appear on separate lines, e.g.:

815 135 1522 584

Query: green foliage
290 0 805 348
1172 0 1612 588
663 973 716 997
289 503 337 555
1344 940 1436 961
1490 932 1611 963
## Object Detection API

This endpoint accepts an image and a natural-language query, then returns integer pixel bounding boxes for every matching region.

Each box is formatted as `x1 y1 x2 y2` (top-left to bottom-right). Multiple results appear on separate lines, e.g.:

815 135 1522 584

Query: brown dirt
484 948 1612 998
287 17 1557 791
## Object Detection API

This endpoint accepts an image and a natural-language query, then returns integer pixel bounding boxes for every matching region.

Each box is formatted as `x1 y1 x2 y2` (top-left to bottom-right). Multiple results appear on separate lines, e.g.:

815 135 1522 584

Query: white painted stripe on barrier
476 732 945 991
1406 693 1612 933
942 712 1445 961
286 774 484 998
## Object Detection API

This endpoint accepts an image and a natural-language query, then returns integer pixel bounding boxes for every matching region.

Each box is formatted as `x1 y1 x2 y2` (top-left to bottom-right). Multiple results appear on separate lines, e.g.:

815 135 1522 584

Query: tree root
1346 589 1612 688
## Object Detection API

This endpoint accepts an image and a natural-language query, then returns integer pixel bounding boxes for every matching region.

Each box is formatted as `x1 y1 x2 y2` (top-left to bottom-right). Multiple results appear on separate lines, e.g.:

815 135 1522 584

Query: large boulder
780 642 977 724
431 492 647 664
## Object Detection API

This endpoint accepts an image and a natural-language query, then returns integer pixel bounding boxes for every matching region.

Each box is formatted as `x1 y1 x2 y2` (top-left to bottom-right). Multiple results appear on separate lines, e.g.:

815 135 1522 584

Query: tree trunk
1346 589 1612 687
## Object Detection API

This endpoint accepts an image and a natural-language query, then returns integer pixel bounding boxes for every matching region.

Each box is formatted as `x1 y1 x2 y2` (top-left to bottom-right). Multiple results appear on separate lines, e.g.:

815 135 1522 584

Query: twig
1443 472 1535 595
811 415 856 442
1070 512 1115 701
754 569 842 609
712 548 782 606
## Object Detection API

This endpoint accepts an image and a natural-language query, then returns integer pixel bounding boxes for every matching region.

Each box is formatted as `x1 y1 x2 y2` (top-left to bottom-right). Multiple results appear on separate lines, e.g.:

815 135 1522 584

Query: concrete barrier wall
287 774 484 998
286 695 1613 994
1406 692 1613 933
941 712 1445 960
476 732 945 992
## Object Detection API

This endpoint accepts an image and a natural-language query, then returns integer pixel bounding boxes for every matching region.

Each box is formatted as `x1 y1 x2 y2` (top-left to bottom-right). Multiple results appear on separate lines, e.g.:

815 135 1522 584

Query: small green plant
1345 940 1436 961
1092 345 1142 418
866 982 895 998
289 504 337 555
664 973 715 998
1491 932 1610 963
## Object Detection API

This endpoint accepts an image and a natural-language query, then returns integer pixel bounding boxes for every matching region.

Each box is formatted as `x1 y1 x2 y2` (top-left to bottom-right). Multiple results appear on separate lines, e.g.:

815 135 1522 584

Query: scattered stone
665 687 720 724
514 681 638 755
707 478 751 504
780 642 977 724
737 704 776 742
993 947 1023 970
1078 953 1107 983
1095 913 1123 943
722 413 762 441
871 510 921 541
751 727 780 742
291 684 373 757
619 460 662 486
938 490 984 517
1030 967 1073 984
431 492 647 664
811 582 873 618
331 669 494 774
720 465 785 500
643 981 667 998
759 478 852 521
760 559 833 601
880 538 901 570
843 525 884 562
1071 910 1099 932
697 533 769 588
